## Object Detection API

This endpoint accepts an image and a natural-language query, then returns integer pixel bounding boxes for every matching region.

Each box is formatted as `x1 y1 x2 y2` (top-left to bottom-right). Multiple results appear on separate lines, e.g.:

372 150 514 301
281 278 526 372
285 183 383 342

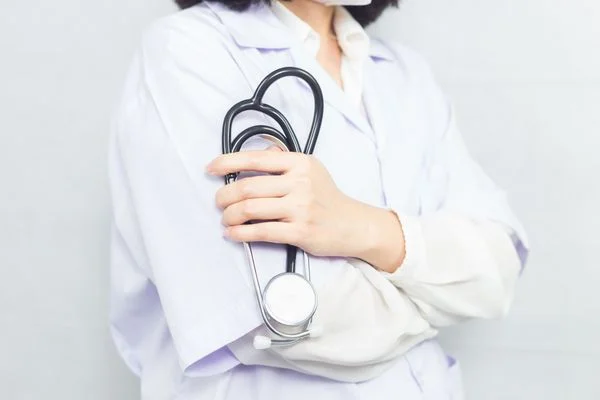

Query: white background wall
0 0 597 399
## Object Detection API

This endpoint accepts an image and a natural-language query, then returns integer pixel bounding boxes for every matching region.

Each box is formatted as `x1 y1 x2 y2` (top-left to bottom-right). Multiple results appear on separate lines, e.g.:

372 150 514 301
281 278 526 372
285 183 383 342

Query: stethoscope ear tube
221 67 324 348
250 67 324 156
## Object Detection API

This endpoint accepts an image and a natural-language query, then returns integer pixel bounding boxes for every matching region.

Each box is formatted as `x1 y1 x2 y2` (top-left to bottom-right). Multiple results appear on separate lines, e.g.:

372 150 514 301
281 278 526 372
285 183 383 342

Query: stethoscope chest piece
263 273 317 335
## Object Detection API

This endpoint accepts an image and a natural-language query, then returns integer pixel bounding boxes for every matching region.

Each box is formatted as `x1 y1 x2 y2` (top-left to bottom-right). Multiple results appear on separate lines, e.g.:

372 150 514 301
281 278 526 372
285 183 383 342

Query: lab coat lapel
207 2 374 140
288 46 376 140
363 58 423 212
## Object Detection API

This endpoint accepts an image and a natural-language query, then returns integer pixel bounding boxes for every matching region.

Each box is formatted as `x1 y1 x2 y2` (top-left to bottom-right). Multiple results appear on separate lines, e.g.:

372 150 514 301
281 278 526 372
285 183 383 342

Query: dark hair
174 0 398 27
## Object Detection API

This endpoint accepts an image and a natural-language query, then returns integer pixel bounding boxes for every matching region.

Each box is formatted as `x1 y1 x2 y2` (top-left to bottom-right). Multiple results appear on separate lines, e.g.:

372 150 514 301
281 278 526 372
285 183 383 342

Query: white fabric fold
384 214 523 327
228 258 436 382
228 215 520 382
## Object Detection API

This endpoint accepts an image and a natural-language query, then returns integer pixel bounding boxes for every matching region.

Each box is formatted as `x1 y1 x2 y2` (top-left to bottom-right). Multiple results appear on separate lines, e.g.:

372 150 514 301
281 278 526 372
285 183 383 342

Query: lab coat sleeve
381 44 530 327
109 18 265 374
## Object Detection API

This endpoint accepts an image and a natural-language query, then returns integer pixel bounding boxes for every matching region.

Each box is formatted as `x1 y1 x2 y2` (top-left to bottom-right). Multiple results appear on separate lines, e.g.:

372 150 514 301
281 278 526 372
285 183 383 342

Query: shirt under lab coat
108 2 529 399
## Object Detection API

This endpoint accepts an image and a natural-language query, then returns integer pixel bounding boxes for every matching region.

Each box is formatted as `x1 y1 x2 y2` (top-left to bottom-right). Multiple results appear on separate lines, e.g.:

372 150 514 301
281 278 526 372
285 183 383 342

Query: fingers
212 148 315 248
215 175 293 209
222 198 291 226
206 150 304 176
225 221 303 246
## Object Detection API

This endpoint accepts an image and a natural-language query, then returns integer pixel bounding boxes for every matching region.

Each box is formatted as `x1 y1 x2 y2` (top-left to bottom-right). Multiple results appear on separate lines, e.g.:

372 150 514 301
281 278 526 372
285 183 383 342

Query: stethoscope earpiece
222 67 325 349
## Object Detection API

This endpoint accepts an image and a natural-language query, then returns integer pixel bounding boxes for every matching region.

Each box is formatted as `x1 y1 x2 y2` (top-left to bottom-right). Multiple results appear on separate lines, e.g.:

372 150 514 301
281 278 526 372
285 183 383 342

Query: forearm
382 213 522 326
345 199 523 326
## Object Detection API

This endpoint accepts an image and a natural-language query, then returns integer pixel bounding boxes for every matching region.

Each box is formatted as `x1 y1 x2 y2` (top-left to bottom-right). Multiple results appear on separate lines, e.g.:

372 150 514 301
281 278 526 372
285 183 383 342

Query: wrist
354 205 406 273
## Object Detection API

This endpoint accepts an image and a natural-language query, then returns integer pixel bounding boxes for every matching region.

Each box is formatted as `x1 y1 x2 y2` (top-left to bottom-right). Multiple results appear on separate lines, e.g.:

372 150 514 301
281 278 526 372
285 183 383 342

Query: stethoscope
221 67 324 350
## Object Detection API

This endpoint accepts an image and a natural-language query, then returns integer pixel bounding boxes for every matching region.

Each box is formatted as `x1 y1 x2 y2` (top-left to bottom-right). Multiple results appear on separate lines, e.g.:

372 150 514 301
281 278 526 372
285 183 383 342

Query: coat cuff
380 213 426 286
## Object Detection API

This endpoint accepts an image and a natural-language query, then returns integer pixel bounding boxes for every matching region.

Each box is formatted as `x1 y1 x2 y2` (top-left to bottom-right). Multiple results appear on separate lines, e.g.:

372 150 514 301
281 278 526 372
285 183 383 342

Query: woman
108 0 529 398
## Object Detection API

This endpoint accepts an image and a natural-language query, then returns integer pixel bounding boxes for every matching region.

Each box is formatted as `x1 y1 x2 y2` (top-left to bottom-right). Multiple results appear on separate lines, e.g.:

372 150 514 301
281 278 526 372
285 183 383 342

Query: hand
206 149 406 272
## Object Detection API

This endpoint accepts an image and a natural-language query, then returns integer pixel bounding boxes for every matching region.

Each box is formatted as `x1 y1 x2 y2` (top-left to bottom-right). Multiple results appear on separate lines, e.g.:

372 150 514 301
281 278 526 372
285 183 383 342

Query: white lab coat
108 2 528 399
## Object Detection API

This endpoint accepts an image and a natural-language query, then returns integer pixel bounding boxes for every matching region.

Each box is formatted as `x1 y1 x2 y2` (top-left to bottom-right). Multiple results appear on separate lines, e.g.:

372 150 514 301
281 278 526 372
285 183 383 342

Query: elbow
409 273 517 327
462 236 523 320
478 291 513 320
467 271 517 320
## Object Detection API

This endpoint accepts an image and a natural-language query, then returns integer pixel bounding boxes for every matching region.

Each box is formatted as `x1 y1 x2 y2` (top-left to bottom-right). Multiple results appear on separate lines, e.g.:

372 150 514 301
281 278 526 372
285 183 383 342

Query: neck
280 0 336 38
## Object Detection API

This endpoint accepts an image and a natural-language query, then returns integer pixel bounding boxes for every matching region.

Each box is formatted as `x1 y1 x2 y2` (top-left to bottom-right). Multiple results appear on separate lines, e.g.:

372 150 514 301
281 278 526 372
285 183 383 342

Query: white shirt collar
270 1 370 61
203 1 394 61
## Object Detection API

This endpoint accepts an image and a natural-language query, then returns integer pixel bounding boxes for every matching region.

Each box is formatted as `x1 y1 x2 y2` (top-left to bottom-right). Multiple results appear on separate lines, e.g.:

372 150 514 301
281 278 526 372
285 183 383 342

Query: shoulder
369 37 452 141
129 4 252 104
113 5 251 140
141 4 231 49
370 37 439 86
137 4 243 83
